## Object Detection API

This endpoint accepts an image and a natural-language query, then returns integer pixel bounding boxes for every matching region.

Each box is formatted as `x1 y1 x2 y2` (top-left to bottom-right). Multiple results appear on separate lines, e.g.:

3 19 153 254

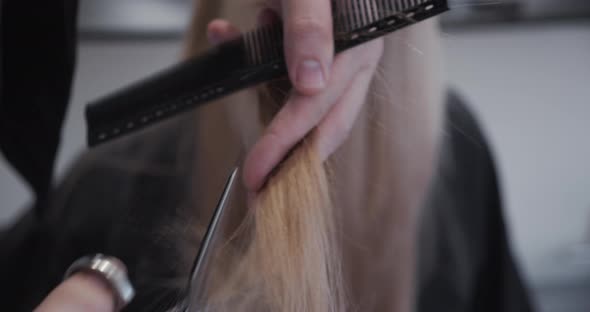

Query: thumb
281 0 334 95
35 272 115 312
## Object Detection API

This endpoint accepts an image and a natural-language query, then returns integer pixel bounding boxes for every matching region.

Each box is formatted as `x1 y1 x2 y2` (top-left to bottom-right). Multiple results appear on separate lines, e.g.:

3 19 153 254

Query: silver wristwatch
65 254 135 310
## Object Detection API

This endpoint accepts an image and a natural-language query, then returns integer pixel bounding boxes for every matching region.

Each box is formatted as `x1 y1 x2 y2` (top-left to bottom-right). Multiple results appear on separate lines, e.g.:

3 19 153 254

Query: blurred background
1 0 589 310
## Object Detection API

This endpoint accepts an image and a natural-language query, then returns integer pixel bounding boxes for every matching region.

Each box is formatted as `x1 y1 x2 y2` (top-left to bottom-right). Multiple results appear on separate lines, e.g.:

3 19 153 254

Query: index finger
281 0 334 96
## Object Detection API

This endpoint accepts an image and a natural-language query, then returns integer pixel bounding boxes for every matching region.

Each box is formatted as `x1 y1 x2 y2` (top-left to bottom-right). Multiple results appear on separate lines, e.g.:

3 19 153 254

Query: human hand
36 255 133 312
208 0 384 191
35 273 116 312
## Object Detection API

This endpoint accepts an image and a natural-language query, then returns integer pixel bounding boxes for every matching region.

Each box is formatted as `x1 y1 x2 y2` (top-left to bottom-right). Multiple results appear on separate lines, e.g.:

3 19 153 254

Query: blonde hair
184 1 345 310
192 138 344 312
184 0 445 311
250 140 344 311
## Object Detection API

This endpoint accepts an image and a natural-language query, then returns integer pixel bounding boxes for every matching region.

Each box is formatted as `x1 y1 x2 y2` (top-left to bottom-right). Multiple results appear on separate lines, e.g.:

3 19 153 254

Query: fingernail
296 59 326 91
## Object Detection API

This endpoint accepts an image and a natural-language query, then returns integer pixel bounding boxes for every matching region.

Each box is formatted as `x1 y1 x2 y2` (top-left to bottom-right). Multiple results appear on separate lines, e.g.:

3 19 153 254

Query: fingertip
206 19 240 45
281 0 334 96
206 19 225 44
285 29 334 96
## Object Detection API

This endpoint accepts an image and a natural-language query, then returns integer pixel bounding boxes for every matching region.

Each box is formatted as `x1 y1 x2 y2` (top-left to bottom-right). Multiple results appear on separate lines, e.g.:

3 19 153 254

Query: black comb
86 0 449 146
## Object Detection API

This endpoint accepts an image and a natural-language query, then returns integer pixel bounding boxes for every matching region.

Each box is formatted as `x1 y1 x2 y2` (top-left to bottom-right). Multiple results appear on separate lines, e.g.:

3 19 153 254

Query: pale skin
35 273 115 312
232 0 384 192
36 0 383 309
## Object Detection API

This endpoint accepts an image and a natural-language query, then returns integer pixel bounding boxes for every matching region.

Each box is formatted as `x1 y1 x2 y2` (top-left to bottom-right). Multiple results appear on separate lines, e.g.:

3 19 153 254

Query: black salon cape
0 0 78 213
1 94 534 311
0 0 78 305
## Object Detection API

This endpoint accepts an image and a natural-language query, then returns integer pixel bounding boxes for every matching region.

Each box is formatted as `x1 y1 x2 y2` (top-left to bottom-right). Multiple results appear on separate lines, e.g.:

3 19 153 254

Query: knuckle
341 39 383 73
372 38 385 58
330 114 354 143
338 116 355 138
289 17 331 41
293 97 327 125
359 60 379 74
265 127 289 154
365 40 385 65
361 52 383 73
323 122 351 156
265 114 295 152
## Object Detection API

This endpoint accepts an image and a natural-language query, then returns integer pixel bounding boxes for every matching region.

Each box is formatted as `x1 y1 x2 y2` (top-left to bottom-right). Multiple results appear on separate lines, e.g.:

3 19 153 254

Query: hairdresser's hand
35 273 115 312
208 1 384 191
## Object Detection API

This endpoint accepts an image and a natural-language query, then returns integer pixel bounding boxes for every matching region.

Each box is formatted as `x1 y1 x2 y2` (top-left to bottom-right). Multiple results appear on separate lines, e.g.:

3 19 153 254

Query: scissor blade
185 167 239 310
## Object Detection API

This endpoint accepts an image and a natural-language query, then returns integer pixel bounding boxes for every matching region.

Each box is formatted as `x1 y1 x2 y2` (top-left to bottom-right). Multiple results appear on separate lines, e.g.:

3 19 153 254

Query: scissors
180 167 239 312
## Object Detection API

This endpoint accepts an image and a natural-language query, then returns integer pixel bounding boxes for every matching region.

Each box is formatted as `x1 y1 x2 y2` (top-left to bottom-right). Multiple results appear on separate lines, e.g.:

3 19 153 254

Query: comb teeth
245 24 284 66
336 0 432 32
86 0 448 146
245 0 438 66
